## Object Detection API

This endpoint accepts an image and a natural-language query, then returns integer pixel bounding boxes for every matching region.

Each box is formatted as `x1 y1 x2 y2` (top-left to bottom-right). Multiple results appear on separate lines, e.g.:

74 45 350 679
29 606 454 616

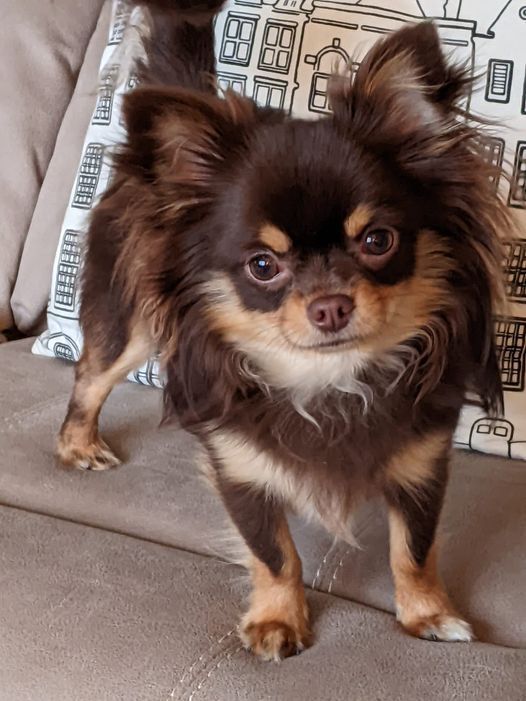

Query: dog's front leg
384 431 474 642
215 473 312 661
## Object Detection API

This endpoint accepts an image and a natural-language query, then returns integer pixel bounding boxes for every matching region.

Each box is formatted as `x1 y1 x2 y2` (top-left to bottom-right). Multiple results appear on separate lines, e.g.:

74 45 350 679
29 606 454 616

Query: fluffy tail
133 0 226 92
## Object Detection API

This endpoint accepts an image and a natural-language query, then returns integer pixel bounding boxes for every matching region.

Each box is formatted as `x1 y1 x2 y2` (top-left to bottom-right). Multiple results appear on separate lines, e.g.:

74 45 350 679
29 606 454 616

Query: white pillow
34 0 526 459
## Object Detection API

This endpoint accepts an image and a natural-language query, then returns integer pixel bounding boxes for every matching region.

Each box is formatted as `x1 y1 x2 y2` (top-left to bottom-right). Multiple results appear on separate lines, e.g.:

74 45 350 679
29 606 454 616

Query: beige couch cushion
1 339 525 649
10 0 111 334
0 0 105 332
1 506 524 701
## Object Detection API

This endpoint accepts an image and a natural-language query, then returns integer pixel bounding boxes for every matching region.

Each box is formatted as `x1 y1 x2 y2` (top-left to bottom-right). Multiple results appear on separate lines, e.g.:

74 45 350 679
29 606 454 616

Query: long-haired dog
57 0 510 660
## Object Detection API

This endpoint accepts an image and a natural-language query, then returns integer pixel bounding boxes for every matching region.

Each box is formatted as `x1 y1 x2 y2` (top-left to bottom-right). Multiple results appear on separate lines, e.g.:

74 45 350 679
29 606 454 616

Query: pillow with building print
34 0 526 459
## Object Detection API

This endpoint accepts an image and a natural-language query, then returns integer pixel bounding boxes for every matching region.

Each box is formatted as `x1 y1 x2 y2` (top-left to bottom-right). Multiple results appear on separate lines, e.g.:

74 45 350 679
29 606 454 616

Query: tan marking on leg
385 431 450 494
240 518 311 662
344 203 374 239
258 224 291 254
57 322 153 471
388 510 473 642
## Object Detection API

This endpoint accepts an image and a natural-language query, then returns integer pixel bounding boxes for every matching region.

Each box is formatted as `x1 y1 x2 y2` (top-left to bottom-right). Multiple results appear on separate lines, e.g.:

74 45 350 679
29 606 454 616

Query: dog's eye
361 228 396 256
247 253 281 282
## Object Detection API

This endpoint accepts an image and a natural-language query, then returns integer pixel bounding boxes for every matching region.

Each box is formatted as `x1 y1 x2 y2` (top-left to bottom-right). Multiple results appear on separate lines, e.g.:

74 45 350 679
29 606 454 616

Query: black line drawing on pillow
54 231 82 313
132 356 161 387
503 239 526 302
219 12 260 67
217 72 247 95
485 58 514 104
495 316 526 391
257 18 298 74
478 136 505 189
468 417 515 456
46 332 81 363
509 141 526 208
72 143 105 210
93 66 119 126
109 0 131 46
253 76 289 109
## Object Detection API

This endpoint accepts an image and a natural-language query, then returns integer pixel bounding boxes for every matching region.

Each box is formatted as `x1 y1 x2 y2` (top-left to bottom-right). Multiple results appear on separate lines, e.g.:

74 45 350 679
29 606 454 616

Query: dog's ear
120 86 258 186
330 22 469 159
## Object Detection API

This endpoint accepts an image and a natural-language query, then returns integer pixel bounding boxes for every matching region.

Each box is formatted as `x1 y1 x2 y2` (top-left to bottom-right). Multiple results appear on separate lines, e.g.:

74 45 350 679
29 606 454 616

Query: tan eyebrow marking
344 203 375 239
259 224 292 254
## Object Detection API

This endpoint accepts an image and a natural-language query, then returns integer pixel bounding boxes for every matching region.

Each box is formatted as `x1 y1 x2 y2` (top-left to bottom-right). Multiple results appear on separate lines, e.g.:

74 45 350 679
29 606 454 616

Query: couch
1 2 525 699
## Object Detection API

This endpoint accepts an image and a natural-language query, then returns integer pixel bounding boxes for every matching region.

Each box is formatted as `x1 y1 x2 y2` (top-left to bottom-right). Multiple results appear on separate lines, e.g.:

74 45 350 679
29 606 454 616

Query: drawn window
109 1 130 45
503 239 526 302
253 80 286 110
494 317 526 391
310 73 331 113
476 423 491 434
478 136 505 187
72 143 104 210
276 0 301 8
220 14 257 66
509 141 526 208
54 344 75 362
217 73 247 96
93 66 118 126
485 60 513 103
133 359 158 386
258 21 296 74
54 230 81 312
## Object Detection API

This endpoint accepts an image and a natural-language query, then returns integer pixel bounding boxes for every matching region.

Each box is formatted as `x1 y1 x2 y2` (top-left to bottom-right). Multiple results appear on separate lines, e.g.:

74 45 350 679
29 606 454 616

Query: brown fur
57 5 510 657
258 224 292 254
344 203 374 239
388 514 471 640
240 520 311 661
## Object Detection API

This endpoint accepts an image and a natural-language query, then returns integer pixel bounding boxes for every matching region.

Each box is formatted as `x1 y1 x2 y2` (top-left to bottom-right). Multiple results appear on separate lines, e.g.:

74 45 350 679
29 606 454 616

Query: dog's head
121 22 508 424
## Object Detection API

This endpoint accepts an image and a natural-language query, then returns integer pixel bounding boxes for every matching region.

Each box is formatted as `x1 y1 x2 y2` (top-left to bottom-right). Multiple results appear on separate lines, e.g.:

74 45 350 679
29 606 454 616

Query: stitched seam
186 643 244 701
167 630 238 701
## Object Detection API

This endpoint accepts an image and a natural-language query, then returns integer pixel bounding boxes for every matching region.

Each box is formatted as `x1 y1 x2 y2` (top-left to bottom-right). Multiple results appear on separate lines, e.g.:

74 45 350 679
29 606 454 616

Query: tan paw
56 436 121 472
240 619 312 662
403 613 474 643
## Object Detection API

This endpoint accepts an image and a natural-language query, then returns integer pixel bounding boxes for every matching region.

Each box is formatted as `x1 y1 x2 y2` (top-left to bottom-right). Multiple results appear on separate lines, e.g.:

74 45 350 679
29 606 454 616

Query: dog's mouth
282 333 360 353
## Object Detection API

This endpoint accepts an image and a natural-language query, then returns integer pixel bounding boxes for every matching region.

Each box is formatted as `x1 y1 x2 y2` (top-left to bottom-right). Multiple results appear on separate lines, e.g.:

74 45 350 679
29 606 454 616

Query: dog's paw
56 436 121 472
404 614 474 643
240 619 311 662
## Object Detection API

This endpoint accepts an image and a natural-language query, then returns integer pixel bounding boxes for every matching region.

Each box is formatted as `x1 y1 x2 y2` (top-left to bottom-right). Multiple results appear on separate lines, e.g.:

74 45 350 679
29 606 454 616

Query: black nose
307 294 354 333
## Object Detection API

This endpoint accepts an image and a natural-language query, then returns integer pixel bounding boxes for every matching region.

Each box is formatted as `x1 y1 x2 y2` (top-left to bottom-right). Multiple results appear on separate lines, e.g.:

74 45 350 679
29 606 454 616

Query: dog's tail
131 0 226 93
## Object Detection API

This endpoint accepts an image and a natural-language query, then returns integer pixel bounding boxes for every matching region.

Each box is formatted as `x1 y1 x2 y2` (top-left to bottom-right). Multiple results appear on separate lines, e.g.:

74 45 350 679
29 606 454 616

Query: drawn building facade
469 0 526 210
215 1 477 118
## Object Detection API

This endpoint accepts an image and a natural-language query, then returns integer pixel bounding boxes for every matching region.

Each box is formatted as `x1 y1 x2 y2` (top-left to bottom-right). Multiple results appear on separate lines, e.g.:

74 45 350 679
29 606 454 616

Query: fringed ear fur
120 86 259 186
330 22 471 158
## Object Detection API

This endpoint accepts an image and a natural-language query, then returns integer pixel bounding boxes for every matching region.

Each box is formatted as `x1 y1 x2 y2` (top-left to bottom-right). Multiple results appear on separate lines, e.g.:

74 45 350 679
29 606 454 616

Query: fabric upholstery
1 339 525 649
0 0 105 332
1 505 524 701
10 1 112 335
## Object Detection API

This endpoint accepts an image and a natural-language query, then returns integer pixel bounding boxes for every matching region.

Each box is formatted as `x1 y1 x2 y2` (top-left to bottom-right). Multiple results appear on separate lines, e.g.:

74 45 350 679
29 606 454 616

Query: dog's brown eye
248 254 280 282
361 228 396 256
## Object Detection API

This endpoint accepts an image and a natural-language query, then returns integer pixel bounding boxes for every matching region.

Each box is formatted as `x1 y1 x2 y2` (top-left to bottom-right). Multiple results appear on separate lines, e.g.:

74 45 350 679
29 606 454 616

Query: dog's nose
307 294 354 333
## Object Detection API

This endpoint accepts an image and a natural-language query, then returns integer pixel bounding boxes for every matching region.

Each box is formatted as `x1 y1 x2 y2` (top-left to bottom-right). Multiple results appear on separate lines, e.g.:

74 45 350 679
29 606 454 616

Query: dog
57 0 510 661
